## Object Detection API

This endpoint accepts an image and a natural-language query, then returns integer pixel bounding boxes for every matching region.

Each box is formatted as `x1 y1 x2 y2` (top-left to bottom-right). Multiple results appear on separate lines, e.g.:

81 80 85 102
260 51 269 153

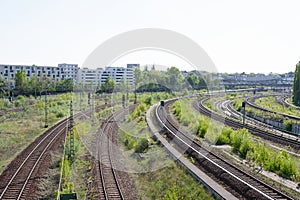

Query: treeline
133 66 221 93
0 70 73 97
96 66 221 94
0 66 223 96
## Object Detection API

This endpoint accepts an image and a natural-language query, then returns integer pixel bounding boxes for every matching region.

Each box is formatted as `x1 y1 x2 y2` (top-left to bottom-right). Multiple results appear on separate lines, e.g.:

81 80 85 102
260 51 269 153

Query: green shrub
238 132 253 159
16 95 25 100
283 119 292 131
14 100 22 107
144 96 152 105
216 128 232 145
135 138 149 153
56 110 65 118
197 117 209 138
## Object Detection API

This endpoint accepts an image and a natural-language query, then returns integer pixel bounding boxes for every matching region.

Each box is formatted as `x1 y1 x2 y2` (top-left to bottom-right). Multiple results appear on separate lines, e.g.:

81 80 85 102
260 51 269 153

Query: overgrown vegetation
0 93 72 174
130 162 214 200
255 96 300 117
232 96 295 131
173 99 300 182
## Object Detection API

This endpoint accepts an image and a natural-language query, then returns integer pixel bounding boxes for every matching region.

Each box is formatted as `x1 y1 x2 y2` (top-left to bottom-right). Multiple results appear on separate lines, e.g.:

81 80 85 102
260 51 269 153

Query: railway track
246 95 300 121
0 103 110 199
93 106 138 200
0 116 73 199
280 96 300 110
196 97 300 150
155 99 295 199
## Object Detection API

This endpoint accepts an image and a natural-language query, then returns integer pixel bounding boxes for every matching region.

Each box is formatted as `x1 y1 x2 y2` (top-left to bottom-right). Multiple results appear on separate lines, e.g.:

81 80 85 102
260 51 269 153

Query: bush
284 119 292 131
144 96 152 105
16 95 25 100
14 100 22 107
124 135 135 150
197 116 209 138
135 138 149 153
56 110 65 118
230 129 246 152
216 128 232 145
238 132 253 159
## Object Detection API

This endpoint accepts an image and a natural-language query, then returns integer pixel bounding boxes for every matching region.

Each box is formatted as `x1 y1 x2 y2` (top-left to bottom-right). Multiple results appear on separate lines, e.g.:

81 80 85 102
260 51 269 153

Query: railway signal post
242 101 246 127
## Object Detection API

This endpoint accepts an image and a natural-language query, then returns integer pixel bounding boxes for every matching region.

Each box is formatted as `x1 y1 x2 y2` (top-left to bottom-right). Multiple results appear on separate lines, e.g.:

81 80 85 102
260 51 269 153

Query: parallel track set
0 112 78 199
0 103 137 200
246 95 300 121
93 106 138 200
154 99 295 199
196 97 300 150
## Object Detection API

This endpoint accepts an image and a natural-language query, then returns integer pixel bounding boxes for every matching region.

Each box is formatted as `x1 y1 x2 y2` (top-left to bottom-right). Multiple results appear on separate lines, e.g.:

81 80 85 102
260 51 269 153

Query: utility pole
122 94 125 108
68 100 75 164
44 90 48 128
91 92 95 124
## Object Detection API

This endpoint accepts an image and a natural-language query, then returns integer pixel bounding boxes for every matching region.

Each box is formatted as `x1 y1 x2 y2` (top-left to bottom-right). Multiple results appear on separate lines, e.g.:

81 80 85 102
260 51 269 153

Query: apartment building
77 66 135 87
0 63 135 89
0 63 78 88
77 67 103 86
101 66 134 85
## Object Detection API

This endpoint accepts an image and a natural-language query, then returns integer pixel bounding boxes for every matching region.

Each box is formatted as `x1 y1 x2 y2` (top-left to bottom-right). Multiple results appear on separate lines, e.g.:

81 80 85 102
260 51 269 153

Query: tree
165 66 183 91
14 70 27 94
28 75 39 97
0 77 8 96
100 77 116 93
293 61 300 106
134 67 143 87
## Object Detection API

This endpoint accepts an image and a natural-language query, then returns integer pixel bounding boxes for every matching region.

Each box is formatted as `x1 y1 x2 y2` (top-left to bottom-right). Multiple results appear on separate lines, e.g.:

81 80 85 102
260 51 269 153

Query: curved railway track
196 96 300 150
155 99 295 200
0 103 110 199
93 105 138 200
246 95 300 121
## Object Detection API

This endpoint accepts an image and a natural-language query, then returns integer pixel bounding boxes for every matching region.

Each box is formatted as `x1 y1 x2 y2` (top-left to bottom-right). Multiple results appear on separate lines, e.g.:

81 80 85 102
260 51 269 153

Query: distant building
77 66 135 88
57 63 79 82
127 64 140 69
77 68 103 86
101 66 135 85
0 63 78 88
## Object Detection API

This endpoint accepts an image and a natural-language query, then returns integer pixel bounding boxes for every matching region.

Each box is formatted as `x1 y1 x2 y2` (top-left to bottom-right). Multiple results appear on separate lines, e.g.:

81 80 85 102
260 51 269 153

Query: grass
173 98 300 182
255 96 300 117
130 162 214 200
118 93 214 199
0 94 72 174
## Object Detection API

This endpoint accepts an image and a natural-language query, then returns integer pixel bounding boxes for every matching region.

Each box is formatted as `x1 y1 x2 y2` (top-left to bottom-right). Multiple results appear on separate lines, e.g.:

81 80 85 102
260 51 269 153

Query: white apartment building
0 63 78 88
77 66 135 87
58 63 79 81
101 66 134 85
77 68 103 86
0 63 135 89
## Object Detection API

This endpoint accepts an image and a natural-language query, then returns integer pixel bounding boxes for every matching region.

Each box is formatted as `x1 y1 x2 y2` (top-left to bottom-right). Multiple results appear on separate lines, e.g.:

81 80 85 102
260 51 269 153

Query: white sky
0 0 300 74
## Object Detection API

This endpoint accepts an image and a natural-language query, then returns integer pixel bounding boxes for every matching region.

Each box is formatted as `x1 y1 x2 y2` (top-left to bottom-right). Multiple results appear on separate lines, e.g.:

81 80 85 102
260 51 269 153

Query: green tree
165 66 183 91
134 67 143 87
0 77 8 96
14 70 27 94
28 75 38 97
293 61 300 106
100 77 116 93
